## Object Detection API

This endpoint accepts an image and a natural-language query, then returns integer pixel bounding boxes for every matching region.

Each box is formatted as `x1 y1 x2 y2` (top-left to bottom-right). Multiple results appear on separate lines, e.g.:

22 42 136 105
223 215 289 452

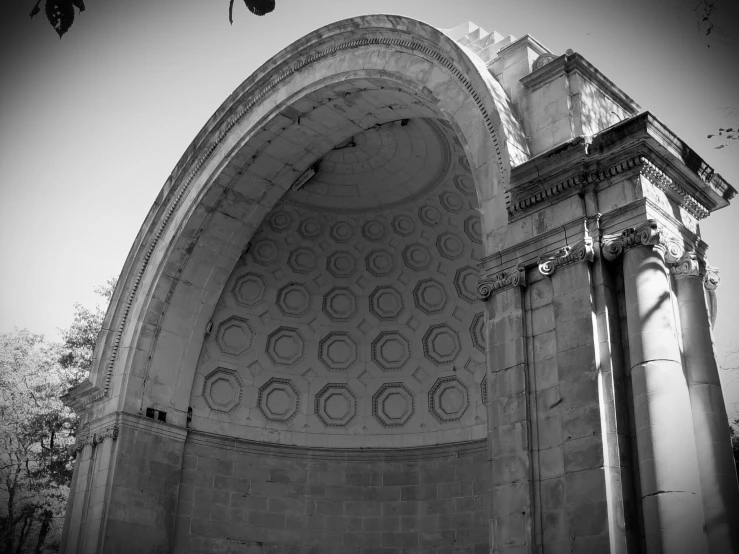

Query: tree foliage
0 331 73 553
30 0 275 38
0 279 115 553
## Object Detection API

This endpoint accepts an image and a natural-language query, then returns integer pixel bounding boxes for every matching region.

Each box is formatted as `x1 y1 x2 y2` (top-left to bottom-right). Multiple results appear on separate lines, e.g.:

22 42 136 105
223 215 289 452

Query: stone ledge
186 429 487 462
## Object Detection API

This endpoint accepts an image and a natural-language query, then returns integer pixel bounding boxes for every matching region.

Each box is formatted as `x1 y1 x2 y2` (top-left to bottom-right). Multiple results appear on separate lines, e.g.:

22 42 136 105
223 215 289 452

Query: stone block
562 406 602 447
563 435 604 473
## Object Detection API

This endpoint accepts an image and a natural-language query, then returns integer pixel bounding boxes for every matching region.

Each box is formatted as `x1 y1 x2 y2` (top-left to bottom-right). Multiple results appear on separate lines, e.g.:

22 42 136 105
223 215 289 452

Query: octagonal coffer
440 191 463 213
418 205 442 227
266 326 305 367
371 331 412 371
250 238 280 266
216 316 254 356
232 272 265 308
268 210 293 232
366 249 395 277
413 278 448 315
315 383 357 427
318 331 358 371
454 266 480 304
372 382 414 428
429 376 469 423
369 286 404 321
454 174 475 196
392 214 415 236
470 312 486 353
288 246 317 274
402 243 432 272
276 282 311 317
436 231 465 260
326 250 357 278
258 377 300 422
298 217 323 239
362 220 387 242
203 368 244 413
464 215 482 244
330 221 354 242
322 286 357 321
422 324 461 366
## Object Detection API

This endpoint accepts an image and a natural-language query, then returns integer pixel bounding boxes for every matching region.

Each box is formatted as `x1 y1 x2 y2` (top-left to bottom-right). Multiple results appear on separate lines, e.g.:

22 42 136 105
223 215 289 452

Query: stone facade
61 15 738 554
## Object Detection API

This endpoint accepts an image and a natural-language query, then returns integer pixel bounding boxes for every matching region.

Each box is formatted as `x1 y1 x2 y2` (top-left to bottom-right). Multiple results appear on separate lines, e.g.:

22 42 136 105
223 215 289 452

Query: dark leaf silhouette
30 0 85 38
230 0 275 23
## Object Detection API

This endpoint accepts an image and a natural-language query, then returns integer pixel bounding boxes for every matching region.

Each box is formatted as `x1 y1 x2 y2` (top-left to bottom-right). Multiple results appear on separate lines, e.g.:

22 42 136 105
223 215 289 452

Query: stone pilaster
603 222 708 553
671 253 739 554
478 265 534 553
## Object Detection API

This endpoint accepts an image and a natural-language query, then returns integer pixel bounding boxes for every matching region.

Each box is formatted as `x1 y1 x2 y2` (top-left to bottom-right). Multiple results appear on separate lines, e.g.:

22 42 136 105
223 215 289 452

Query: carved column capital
669 251 720 291
73 424 119 455
477 264 526 301
537 237 595 277
704 265 721 291
601 219 684 263
671 251 703 278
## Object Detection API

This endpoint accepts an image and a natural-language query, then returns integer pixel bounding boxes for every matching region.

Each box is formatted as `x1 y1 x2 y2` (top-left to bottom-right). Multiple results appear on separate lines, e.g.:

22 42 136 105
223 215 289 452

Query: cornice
507 112 733 221
520 51 640 115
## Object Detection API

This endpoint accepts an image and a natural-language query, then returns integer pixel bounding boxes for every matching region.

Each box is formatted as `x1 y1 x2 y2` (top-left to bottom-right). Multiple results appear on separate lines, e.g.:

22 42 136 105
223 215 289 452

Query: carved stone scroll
74 425 119 454
537 237 595 276
601 219 684 263
477 264 526 301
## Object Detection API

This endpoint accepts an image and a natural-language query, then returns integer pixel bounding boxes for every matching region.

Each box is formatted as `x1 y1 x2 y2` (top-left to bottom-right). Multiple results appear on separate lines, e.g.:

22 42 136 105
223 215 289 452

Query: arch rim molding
67 14 528 427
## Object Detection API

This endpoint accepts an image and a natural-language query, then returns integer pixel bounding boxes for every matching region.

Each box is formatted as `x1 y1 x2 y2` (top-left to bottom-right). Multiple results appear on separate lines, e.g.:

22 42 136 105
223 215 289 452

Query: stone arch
84 14 528 427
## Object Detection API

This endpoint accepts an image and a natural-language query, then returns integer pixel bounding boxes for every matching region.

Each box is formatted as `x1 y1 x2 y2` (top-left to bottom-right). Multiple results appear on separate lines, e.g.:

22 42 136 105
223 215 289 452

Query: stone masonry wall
172 432 490 553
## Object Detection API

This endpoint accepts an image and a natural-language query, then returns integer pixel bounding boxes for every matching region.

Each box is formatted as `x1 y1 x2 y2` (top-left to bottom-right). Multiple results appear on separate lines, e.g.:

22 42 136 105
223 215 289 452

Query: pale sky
1 0 738 411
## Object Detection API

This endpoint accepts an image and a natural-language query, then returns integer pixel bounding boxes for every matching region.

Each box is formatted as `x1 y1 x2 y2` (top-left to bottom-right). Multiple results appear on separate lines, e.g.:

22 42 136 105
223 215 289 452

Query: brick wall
172 432 490 553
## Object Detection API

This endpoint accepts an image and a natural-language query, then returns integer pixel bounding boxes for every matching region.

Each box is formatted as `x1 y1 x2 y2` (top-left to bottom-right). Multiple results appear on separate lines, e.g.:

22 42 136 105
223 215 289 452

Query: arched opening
64 15 529 553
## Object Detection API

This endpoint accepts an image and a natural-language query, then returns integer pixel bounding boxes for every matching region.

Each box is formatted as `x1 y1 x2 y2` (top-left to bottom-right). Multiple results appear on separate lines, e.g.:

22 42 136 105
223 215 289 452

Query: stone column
604 221 707 554
672 253 739 554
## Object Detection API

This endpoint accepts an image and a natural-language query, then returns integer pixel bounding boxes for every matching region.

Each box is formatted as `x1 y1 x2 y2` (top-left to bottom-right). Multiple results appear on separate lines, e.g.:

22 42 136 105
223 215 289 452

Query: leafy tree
0 331 73 553
57 278 116 387
0 279 115 553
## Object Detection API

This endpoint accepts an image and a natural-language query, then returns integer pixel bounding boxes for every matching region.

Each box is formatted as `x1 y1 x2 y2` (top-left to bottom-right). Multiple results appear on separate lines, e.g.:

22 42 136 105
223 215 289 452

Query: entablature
506 112 736 222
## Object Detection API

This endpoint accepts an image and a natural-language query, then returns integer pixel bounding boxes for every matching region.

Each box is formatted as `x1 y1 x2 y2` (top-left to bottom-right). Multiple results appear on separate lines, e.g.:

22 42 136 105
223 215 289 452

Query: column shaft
674 274 739 553
623 246 706 554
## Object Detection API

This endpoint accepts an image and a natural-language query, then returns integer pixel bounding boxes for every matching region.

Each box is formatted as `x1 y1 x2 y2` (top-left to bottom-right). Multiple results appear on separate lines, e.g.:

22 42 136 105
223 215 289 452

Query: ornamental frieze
477 264 526 300
601 220 684 263
537 237 595 276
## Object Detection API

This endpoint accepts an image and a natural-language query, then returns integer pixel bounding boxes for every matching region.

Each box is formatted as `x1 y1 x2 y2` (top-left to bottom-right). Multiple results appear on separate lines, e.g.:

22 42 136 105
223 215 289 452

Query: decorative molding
507 155 712 221
477 264 526 300
74 425 119 453
639 157 710 220
537 237 594 276
601 220 684 263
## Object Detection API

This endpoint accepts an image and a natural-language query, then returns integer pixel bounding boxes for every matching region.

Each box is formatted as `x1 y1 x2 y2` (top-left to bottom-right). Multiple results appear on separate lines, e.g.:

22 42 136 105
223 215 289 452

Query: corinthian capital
477 264 526 300
601 220 684 263
537 237 595 277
